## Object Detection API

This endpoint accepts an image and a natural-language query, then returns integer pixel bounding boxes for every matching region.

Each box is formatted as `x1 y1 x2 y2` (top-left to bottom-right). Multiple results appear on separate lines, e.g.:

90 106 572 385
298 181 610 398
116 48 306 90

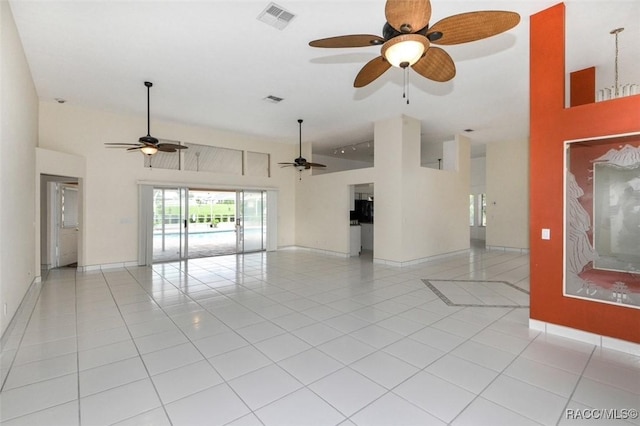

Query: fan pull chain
402 67 410 105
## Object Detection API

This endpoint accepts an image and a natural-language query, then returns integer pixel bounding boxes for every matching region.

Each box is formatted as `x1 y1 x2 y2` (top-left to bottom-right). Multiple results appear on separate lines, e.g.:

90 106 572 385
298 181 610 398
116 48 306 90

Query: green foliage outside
154 200 236 225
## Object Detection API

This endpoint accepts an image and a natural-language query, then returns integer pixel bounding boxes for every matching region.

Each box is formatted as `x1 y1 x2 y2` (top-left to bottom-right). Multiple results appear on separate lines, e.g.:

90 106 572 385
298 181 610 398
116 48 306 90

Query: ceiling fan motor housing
139 135 159 144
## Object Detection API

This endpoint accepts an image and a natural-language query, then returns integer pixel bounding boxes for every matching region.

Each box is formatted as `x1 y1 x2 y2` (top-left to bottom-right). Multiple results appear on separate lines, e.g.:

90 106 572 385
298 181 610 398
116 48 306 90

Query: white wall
486 139 530 249
295 115 470 263
38 102 298 268
295 154 375 254
0 1 39 336
392 130 470 263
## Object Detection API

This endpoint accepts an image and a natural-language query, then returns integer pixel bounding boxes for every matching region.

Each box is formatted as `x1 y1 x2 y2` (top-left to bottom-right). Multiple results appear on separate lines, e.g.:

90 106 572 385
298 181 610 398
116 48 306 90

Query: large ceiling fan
309 0 520 88
105 81 187 156
278 119 326 175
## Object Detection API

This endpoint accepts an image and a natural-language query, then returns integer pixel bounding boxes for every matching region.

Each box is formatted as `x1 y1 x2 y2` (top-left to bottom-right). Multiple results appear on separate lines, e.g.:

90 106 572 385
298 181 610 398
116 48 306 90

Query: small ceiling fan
278 119 326 175
104 81 187 156
309 0 520 88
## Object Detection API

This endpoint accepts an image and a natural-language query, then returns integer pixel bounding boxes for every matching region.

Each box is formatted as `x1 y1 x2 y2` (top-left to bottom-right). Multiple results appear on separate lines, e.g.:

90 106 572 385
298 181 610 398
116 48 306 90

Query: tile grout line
121 264 262 424
99 269 175 426
75 269 81 425
0 279 45 394
343 305 521 424
135 251 519 423
446 315 545 425
554 345 597 426
141 259 370 423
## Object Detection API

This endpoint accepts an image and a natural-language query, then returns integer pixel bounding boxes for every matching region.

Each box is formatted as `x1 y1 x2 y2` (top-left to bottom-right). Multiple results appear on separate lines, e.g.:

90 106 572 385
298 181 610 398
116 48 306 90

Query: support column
373 115 470 265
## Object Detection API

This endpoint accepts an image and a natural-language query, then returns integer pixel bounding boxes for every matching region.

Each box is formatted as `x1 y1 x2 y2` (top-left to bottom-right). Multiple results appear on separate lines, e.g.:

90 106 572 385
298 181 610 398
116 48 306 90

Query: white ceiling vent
257 3 296 30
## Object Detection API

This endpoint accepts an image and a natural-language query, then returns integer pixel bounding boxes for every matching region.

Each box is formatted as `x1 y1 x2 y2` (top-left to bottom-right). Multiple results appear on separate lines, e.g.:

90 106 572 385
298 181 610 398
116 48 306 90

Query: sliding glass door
151 187 267 262
153 188 186 262
237 190 267 253
187 190 238 258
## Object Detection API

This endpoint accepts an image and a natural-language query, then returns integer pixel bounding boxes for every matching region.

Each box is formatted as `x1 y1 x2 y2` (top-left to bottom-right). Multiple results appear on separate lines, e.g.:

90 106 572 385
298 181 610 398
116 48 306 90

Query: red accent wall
570 67 595 107
530 3 640 343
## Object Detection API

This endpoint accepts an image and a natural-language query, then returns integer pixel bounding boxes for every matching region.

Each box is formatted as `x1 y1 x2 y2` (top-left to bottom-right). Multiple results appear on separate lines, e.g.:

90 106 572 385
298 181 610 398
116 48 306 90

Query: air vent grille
264 95 284 103
257 2 296 30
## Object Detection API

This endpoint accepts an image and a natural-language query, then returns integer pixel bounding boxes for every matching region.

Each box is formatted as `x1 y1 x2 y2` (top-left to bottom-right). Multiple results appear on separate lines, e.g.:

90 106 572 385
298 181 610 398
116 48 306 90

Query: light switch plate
541 228 551 240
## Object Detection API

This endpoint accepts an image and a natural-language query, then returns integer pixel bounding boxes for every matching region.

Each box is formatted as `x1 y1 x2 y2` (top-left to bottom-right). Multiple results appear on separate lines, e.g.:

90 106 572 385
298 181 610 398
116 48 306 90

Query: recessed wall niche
564 133 640 309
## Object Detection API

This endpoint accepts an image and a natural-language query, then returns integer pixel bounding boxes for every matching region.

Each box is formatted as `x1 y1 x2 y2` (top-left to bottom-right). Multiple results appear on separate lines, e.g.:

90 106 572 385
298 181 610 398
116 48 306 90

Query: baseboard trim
284 246 349 258
374 248 471 267
529 319 639 356
1 277 42 358
78 261 139 272
486 245 530 254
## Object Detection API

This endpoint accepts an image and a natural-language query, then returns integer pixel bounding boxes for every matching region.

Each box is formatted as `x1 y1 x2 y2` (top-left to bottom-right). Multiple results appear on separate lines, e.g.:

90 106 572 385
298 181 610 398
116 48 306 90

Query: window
183 143 243 174
246 151 270 177
480 193 487 227
469 194 475 226
61 186 78 228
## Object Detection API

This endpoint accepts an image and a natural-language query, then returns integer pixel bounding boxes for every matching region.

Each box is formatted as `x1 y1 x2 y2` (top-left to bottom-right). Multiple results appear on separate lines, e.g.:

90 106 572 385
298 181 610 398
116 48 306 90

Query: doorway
151 188 267 262
353 183 374 259
41 175 80 269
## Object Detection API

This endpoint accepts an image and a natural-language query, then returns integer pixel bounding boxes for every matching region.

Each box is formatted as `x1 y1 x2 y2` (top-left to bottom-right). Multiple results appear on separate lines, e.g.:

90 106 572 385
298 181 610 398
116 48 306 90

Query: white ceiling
9 0 640 159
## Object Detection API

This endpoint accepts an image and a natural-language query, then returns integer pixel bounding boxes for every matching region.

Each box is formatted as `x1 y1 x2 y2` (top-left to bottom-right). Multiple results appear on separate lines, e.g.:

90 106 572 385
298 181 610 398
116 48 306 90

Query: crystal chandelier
597 28 638 101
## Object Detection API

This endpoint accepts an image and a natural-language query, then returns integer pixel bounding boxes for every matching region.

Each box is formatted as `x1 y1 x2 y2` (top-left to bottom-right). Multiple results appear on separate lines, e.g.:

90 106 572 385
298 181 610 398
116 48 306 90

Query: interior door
57 184 79 267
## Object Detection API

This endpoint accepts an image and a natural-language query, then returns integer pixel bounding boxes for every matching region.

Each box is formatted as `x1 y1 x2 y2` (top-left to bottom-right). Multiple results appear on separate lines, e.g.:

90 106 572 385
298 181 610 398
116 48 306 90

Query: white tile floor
1 248 639 426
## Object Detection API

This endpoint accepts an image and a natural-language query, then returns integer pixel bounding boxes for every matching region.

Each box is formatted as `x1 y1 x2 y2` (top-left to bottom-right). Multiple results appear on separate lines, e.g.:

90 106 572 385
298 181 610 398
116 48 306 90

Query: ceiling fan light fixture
140 146 158 156
382 34 429 68
295 165 305 172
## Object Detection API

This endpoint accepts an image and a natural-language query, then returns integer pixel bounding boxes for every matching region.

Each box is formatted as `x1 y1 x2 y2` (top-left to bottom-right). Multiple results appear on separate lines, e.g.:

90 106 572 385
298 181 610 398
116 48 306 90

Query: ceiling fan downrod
298 119 303 159
145 81 152 137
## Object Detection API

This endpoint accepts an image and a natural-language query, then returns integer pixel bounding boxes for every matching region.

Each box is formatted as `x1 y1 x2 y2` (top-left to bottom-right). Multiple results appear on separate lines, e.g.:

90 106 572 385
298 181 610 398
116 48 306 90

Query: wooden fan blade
126 147 142 151
306 162 327 168
385 0 431 33
156 146 177 153
310 34 384 48
354 56 392 88
412 47 456 82
427 11 520 45
104 143 143 147
157 143 187 150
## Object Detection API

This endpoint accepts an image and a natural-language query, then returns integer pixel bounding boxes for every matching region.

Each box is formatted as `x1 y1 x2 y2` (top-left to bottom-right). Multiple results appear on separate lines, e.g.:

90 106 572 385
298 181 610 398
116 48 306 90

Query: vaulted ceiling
9 1 640 159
